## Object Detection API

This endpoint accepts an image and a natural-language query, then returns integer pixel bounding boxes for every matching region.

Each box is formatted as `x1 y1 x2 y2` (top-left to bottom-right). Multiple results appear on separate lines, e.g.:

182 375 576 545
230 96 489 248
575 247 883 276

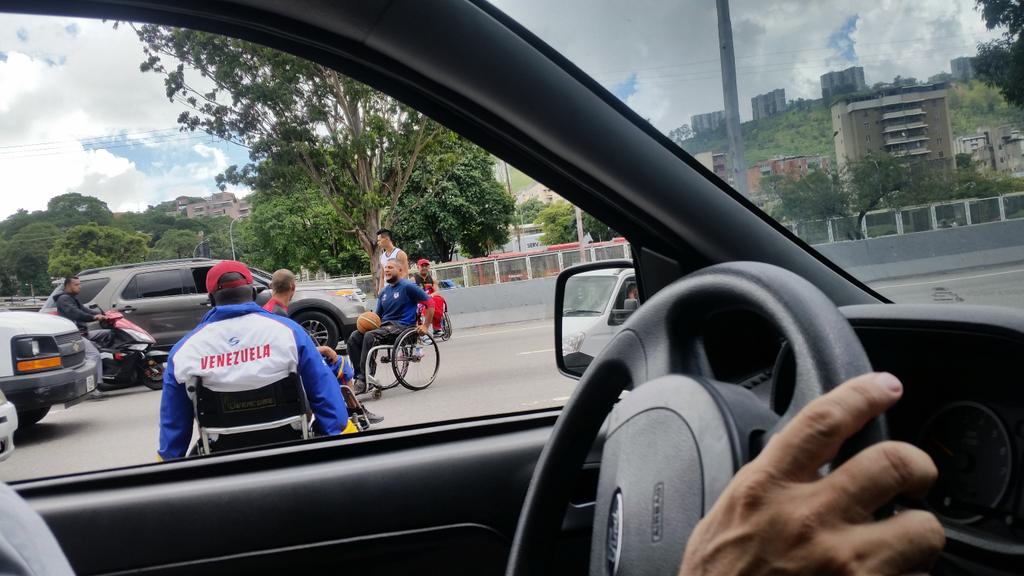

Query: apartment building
691 110 725 135
751 88 787 121
175 192 251 219
820 66 866 99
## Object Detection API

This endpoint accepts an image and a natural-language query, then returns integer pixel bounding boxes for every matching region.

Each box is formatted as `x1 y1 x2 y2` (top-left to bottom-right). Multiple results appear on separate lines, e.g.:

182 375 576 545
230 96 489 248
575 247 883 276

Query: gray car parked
40 259 366 349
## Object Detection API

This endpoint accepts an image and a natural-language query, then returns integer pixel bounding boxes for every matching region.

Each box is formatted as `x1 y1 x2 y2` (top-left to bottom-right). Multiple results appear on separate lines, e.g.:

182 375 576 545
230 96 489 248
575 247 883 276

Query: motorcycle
89 308 168 391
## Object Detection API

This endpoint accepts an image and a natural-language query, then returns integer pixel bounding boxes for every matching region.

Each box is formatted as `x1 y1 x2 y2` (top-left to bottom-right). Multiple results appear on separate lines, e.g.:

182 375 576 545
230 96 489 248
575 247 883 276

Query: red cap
206 260 254 295
417 258 430 266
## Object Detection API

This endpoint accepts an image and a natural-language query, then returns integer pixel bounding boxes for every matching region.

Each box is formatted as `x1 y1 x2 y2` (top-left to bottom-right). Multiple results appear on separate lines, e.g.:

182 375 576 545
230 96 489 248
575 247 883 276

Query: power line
0 127 183 152
0 133 220 161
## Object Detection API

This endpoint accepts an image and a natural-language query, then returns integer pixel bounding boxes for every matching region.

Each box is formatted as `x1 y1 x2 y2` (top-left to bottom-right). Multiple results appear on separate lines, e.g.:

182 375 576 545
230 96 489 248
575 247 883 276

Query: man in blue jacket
158 260 349 460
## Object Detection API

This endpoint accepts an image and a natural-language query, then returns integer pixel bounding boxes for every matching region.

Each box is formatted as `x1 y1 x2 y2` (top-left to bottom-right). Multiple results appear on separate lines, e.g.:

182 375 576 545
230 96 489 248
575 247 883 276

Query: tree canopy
536 201 614 245
133 24 443 281
975 0 1024 107
47 224 150 278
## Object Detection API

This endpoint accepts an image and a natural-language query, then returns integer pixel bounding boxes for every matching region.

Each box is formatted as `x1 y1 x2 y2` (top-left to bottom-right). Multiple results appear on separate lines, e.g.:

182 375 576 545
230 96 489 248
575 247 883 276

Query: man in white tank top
376 228 408 294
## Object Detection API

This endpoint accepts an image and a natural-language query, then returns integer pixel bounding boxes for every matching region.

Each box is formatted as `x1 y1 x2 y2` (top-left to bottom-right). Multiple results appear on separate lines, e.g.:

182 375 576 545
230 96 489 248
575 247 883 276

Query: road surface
6 262 1024 482
1 319 572 482
869 261 1024 308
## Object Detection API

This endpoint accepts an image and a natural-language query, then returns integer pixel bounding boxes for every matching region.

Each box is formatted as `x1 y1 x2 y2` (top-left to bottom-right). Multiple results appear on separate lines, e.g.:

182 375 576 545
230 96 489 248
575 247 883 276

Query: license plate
86 375 96 391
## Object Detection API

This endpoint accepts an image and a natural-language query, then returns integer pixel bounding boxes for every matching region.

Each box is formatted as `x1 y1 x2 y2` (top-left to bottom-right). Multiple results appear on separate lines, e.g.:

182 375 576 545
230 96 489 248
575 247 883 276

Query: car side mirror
555 259 636 379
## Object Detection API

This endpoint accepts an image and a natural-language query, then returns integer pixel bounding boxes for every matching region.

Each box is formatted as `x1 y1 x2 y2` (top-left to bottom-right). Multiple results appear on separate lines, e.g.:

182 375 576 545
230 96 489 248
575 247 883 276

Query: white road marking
520 396 570 407
872 267 1024 290
452 324 549 340
517 348 555 356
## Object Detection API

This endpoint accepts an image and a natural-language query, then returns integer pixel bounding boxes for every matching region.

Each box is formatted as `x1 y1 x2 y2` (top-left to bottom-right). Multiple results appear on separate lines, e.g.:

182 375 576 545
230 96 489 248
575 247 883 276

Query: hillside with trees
675 81 1024 166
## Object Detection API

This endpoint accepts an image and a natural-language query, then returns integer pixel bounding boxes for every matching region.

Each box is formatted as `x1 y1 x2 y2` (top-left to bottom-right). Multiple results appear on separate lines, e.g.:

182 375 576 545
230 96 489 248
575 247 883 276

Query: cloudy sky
0 3 1004 219
0 15 249 219
491 0 1002 131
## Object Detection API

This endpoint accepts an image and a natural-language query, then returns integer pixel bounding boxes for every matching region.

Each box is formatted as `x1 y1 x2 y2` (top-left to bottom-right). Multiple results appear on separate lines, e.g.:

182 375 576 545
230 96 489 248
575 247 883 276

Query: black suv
41 259 366 349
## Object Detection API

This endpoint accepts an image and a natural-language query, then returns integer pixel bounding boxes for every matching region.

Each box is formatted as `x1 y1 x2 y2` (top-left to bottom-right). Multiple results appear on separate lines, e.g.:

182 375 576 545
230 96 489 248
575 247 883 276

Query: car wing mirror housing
555 259 636 380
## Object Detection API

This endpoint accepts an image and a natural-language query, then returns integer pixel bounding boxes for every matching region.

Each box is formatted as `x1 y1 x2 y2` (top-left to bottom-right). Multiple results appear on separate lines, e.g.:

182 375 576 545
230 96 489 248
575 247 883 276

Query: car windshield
491 0 1024 310
563 275 618 316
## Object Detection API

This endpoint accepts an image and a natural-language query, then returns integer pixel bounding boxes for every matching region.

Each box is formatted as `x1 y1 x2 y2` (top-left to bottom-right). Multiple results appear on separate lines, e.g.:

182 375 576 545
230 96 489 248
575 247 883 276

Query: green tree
4 222 60 294
765 169 847 222
239 178 369 276
395 135 514 261
975 0 1024 106
134 25 441 282
955 152 976 170
47 224 150 278
46 193 113 228
536 202 613 245
152 229 200 260
515 198 546 225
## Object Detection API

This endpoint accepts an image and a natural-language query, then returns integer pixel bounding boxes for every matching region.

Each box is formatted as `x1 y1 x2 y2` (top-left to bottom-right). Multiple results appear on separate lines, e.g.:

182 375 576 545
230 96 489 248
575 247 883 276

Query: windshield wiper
563 309 603 316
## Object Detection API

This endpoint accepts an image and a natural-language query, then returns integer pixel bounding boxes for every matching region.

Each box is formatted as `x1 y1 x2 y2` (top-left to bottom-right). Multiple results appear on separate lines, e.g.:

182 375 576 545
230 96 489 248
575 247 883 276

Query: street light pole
229 217 239 260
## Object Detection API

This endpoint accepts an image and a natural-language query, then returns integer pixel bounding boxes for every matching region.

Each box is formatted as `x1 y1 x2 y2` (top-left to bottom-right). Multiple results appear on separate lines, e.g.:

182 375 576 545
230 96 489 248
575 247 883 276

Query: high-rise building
691 110 725 135
831 83 954 171
950 57 976 82
751 88 787 121
695 151 732 184
820 66 866 99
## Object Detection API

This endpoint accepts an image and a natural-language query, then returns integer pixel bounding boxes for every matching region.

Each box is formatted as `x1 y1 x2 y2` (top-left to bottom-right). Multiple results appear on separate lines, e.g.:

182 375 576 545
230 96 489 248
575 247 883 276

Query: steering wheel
506 261 885 575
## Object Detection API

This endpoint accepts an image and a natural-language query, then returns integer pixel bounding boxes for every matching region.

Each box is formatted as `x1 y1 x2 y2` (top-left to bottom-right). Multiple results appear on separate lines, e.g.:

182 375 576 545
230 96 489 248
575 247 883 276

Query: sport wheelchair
364 325 440 400
186 372 369 456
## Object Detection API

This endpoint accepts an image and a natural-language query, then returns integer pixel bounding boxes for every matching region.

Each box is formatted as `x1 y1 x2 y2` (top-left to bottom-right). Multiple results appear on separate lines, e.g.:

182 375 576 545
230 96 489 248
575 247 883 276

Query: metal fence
790 191 1024 245
344 241 632 296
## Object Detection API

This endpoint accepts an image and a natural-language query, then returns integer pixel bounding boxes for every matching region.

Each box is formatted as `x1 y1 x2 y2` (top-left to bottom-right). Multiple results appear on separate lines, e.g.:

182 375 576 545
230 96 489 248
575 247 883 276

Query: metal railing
788 191 1024 245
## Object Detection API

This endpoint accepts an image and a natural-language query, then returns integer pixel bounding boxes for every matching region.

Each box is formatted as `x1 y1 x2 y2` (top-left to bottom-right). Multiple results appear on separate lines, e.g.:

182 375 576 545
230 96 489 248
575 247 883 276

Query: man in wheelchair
157 260 350 459
347 258 433 394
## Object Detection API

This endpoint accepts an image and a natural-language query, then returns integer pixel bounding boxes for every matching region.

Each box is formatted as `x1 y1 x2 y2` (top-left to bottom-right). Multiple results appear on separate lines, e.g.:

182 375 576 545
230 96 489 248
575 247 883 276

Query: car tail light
114 352 125 361
16 357 61 373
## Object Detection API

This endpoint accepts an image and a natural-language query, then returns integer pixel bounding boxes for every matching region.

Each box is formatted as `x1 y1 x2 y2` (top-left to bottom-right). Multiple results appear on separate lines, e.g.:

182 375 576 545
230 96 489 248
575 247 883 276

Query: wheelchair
364 325 440 400
187 373 311 456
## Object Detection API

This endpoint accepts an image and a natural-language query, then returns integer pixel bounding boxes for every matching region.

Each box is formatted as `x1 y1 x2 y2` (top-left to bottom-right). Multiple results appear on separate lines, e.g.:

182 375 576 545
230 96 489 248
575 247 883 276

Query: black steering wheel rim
506 261 883 576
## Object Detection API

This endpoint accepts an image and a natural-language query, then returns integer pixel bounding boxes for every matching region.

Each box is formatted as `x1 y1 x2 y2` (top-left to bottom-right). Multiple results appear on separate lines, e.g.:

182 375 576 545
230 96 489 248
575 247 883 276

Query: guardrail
0 297 46 311
336 240 633 297
789 191 1024 245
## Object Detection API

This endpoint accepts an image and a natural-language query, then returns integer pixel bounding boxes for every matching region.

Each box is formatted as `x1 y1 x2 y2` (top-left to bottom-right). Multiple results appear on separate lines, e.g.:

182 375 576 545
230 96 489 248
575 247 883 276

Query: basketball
356 311 381 333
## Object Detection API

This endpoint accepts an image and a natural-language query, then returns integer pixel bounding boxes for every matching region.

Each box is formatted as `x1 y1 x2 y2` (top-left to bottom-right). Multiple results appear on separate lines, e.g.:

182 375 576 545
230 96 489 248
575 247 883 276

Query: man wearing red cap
413 259 446 333
158 260 349 460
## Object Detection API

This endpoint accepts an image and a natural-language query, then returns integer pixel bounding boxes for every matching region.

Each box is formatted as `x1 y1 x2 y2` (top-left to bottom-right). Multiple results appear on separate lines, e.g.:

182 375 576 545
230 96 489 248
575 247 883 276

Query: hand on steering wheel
681 372 943 575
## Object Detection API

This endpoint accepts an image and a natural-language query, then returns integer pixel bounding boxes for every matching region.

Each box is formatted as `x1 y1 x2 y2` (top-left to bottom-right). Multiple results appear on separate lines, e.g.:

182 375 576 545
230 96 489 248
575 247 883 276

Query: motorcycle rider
54 276 104 395
158 260 349 460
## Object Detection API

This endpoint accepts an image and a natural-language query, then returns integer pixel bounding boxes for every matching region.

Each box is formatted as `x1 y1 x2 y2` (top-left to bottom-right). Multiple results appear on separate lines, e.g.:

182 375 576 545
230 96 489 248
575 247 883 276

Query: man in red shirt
262 269 296 316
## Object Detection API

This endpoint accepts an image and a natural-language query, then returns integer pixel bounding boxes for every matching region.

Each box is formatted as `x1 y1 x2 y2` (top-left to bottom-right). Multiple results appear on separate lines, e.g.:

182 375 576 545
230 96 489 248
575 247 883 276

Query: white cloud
0 15 247 219
491 0 1003 131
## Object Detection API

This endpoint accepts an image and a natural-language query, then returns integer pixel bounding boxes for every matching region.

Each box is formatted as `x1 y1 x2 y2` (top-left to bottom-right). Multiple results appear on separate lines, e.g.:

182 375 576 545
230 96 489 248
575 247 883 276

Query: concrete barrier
816 218 1024 282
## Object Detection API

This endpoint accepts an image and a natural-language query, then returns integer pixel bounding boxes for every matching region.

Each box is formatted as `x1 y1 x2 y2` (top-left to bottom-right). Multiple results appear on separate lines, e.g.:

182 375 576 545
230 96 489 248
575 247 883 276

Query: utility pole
575 205 586 263
502 161 522 252
716 0 749 196
229 216 240 260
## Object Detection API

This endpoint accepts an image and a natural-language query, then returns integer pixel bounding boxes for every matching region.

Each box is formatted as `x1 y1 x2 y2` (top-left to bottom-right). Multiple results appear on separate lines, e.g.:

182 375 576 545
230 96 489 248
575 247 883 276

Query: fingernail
875 372 902 394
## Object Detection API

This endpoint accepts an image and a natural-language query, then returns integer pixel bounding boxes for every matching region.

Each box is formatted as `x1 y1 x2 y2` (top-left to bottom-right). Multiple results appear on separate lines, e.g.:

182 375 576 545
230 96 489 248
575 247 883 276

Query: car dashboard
708 304 1024 574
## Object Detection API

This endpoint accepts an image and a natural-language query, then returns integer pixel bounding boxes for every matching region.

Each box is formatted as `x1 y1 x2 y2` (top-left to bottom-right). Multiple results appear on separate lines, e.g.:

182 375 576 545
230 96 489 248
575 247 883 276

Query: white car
561 267 638 372
0 311 99 429
0 390 17 462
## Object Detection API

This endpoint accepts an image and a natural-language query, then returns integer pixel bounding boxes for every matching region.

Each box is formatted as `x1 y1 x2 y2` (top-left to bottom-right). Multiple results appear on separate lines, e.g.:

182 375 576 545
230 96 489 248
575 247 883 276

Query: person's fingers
823 441 938 521
831 509 945 575
761 372 903 480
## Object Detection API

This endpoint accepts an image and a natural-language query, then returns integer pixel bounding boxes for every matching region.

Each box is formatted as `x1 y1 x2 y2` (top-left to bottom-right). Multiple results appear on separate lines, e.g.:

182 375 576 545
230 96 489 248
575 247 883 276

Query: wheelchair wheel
369 349 401 391
438 311 453 341
392 329 439 391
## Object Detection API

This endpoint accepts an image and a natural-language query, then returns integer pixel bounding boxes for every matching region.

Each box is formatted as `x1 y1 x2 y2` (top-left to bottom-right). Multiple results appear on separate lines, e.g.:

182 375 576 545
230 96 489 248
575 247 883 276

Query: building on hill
751 89 787 121
820 66 866 99
746 155 832 194
950 56 976 82
517 182 563 204
692 110 725 135
956 126 1024 176
695 151 732 185
175 192 251 219
831 83 954 171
